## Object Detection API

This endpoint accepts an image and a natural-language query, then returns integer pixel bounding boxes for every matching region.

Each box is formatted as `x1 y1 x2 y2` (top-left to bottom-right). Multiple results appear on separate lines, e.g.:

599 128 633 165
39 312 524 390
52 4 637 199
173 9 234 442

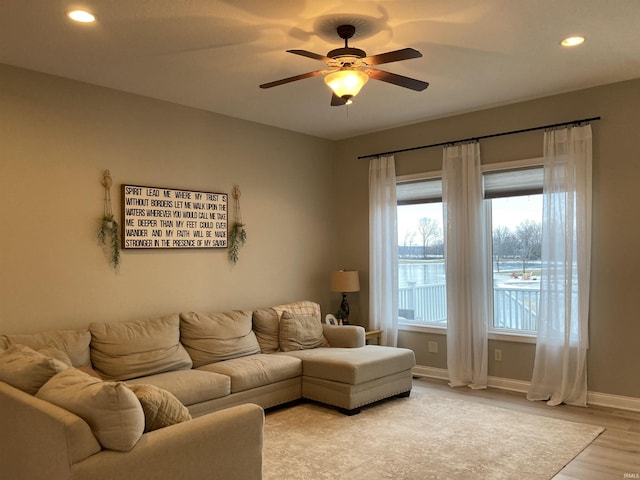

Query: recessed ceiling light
561 36 585 47
67 10 96 23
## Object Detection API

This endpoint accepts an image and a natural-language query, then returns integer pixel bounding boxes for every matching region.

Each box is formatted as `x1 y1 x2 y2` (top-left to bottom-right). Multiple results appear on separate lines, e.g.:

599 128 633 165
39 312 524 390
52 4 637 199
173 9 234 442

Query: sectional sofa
0 300 415 480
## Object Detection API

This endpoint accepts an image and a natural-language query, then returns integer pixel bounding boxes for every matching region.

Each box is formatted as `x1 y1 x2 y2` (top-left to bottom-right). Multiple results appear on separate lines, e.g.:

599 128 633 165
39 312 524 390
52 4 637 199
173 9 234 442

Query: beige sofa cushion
252 308 280 353
278 345 416 384
126 383 192 432
0 345 68 395
198 353 302 393
36 368 145 452
37 346 73 366
179 310 260 368
1 328 91 367
125 369 231 406
279 312 329 352
90 314 192 381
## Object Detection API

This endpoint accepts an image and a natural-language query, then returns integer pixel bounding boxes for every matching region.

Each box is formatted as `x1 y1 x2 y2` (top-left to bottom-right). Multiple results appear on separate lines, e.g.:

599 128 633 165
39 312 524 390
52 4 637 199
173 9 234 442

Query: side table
365 329 383 345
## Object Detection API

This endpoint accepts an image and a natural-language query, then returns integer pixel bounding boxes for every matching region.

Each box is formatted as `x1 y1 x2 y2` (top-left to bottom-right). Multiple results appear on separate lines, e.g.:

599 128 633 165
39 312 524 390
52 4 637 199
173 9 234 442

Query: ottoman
279 345 416 414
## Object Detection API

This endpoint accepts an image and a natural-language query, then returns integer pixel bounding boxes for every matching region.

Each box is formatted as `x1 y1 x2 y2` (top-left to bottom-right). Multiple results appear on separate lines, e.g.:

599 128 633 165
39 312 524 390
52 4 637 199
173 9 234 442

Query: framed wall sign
121 185 227 249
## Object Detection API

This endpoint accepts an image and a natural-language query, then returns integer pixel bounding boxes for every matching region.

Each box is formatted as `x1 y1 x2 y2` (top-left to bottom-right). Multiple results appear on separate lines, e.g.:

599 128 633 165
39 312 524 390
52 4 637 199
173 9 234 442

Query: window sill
398 323 446 335
398 323 537 344
489 331 537 344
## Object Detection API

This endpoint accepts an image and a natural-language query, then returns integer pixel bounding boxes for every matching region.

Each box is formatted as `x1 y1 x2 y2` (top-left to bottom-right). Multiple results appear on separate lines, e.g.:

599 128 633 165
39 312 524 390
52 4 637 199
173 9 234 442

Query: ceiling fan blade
259 70 326 89
287 49 332 63
363 48 422 66
367 69 429 91
330 93 347 106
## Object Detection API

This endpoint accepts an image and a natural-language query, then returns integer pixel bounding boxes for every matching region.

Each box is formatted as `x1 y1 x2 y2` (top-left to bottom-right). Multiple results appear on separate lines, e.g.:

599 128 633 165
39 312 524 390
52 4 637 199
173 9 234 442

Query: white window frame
397 170 446 332
397 157 543 343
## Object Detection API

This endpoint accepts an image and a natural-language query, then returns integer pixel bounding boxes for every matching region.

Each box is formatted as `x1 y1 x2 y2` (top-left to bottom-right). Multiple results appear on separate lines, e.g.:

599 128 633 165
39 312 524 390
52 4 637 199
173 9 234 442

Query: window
397 178 446 326
489 195 542 333
396 161 543 336
485 166 543 334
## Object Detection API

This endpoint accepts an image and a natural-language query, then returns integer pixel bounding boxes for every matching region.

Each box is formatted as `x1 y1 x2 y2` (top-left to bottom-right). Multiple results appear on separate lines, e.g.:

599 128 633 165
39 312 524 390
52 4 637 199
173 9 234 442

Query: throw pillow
37 346 73 366
77 364 102 378
126 384 192 432
252 308 280 353
36 368 145 452
179 310 261 368
0 344 69 395
90 314 193 381
272 300 321 322
279 311 329 352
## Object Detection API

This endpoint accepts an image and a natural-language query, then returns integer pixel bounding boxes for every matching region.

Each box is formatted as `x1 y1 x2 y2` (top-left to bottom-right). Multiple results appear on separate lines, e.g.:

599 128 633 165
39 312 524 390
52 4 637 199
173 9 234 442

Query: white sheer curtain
369 155 399 347
442 142 490 389
528 124 592 406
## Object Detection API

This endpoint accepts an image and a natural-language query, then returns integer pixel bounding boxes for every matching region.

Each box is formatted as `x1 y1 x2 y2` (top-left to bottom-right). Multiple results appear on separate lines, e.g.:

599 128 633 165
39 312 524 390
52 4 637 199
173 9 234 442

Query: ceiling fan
260 24 429 106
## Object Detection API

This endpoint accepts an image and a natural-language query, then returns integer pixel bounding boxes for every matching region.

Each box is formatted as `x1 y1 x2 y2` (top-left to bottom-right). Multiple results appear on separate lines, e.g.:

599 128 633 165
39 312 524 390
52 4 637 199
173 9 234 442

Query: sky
397 195 543 244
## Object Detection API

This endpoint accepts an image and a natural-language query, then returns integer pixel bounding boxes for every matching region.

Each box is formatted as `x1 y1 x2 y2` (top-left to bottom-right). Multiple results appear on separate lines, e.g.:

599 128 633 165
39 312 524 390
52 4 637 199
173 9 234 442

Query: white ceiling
1 1 639 140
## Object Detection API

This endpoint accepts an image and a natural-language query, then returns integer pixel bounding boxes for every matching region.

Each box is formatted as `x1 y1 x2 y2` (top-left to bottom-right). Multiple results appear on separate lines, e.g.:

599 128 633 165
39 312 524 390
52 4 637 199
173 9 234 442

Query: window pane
398 202 447 325
491 194 542 332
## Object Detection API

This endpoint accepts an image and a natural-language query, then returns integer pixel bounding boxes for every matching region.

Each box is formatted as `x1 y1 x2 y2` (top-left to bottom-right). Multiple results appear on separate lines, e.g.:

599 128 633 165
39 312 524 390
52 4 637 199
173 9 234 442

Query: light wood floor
413 377 640 479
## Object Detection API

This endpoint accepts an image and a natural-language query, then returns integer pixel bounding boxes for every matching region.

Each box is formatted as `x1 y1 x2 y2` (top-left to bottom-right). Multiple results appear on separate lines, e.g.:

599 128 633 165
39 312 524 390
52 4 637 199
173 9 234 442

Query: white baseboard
412 365 640 412
412 365 449 380
587 391 640 412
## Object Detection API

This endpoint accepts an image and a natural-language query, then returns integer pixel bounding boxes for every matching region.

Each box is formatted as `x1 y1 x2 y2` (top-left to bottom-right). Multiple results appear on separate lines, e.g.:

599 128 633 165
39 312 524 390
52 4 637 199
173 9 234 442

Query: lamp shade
331 270 360 293
324 70 368 99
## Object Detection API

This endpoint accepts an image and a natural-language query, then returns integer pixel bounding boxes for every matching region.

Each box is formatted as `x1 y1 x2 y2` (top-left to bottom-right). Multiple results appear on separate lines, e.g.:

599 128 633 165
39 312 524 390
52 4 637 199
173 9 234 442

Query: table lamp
330 270 360 324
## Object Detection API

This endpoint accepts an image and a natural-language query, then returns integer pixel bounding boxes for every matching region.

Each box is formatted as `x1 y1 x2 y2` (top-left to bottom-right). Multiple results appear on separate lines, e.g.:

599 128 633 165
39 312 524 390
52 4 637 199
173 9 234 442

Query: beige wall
334 78 640 398
0 64 337 333
2 61 638 399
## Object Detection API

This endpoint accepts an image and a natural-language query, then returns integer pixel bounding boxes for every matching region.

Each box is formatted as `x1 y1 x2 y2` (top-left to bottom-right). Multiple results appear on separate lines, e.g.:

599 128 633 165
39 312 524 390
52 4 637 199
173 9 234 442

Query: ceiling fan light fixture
324 69 369 100
67 10 96 23
561 36 585 47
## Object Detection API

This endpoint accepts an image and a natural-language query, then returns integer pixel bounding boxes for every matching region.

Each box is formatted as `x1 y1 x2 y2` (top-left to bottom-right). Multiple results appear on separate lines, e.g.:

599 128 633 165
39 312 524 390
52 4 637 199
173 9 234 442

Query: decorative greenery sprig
98 214 120 269
228 221 247 264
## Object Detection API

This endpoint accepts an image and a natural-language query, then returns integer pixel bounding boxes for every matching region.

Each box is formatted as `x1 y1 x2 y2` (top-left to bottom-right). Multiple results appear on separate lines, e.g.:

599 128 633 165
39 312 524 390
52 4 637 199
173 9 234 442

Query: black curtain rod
357 116 601 160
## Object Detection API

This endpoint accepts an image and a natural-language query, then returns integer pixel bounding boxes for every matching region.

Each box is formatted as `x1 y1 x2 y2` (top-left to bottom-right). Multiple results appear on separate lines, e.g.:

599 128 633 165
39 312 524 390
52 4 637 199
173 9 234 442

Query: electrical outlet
494 349 503 361
428 341 438 353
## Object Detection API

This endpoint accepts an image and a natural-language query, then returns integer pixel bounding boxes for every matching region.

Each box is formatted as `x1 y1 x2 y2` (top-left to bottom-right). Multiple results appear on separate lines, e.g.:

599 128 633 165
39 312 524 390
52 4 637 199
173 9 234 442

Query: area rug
262 385 604 480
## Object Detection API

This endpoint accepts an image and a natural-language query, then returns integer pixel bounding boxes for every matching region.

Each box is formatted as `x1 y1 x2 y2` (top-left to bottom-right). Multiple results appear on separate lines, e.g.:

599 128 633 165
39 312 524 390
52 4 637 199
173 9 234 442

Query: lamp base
340 293 350 325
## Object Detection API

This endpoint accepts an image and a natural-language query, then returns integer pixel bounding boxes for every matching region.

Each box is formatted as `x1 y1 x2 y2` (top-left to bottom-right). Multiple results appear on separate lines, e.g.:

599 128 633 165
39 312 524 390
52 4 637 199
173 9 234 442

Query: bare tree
515 220 542 273
492 226 515 272
417 217 441 259
403 230 417 258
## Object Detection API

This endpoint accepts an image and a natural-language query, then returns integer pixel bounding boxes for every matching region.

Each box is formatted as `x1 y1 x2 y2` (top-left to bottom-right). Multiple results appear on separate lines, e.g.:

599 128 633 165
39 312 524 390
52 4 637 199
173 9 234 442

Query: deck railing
399 282 447 324
398 282 539 331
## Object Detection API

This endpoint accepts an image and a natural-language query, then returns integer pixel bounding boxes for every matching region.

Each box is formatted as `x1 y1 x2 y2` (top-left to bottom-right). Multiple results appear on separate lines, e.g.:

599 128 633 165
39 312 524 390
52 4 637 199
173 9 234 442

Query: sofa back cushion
279 312 329 352
252 308 280 353
90 314 192 381
0 345 69 395
1 328 91 367
36 368 145 452
180 310 260 368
